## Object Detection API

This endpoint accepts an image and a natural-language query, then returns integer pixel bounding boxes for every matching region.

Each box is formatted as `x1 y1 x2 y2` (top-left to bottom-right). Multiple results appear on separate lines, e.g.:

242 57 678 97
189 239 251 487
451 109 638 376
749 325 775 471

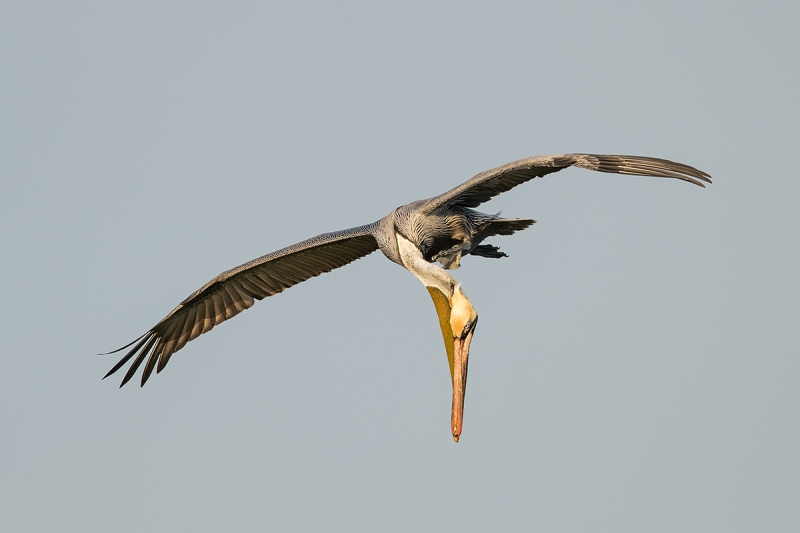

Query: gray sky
2 1 798 531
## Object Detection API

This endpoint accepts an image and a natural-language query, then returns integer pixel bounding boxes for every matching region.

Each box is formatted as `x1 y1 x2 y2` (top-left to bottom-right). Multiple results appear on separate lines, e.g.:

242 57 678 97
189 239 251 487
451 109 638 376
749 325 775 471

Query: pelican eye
460 318 478 338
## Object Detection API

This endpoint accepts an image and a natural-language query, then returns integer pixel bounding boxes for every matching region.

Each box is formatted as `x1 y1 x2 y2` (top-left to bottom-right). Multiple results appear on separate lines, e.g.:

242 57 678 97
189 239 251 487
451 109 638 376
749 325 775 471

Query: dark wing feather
104 223 379 387
421 154 712 212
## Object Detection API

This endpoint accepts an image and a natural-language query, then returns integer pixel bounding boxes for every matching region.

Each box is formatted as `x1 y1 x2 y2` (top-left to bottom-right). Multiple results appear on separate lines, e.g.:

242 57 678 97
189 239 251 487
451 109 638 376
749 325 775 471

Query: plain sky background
2 1 798 531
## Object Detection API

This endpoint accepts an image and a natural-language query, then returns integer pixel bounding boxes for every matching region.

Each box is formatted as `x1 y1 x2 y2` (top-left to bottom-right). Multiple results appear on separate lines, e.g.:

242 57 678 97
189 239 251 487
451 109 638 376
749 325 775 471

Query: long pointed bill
451 319 476 442
426 286 478 442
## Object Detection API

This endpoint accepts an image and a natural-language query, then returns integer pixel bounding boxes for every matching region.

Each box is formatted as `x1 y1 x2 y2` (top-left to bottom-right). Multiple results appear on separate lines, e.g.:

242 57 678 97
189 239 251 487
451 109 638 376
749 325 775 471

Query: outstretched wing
104 223 379 387
422 153 712 212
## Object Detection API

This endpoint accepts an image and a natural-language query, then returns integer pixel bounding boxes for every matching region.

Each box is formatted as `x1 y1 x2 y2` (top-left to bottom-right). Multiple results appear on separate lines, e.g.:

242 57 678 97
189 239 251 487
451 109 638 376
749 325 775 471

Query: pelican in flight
104 153 711 441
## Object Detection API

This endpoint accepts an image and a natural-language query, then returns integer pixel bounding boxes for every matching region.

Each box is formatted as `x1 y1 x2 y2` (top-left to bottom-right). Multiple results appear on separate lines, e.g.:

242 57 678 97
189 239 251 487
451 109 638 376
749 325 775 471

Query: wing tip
98 332 149 356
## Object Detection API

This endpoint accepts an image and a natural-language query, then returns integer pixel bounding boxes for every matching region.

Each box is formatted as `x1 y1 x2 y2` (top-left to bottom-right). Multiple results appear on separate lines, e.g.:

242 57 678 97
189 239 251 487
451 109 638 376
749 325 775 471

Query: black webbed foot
470 244 508 259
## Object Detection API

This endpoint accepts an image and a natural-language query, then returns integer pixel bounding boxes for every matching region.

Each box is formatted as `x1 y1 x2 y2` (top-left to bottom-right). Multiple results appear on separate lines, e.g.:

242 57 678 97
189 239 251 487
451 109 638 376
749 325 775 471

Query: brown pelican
104 153 711 441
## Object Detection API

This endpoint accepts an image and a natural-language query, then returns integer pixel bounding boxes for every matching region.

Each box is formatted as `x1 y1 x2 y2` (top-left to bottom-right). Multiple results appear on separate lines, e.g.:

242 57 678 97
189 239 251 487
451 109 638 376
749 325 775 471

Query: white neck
396 233 456 297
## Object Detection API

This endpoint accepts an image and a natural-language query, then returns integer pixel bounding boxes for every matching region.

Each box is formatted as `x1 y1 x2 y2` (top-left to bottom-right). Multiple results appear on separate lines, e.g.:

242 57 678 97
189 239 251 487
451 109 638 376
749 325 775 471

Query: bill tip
453 433 460 443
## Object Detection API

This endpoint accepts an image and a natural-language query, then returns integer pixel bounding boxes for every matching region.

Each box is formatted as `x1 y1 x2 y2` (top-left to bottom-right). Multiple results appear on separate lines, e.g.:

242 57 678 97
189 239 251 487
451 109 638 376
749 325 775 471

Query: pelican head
427 283 478 442
449 284 478 442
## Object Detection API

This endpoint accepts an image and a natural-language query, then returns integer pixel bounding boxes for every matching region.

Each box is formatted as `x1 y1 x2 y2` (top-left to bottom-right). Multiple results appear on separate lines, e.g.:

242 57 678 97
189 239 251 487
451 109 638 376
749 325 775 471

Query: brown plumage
104 152 711 411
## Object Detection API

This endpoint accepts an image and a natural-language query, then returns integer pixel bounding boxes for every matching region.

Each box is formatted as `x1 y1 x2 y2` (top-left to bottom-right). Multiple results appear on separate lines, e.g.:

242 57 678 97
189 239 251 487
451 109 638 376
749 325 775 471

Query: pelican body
104 153 711 441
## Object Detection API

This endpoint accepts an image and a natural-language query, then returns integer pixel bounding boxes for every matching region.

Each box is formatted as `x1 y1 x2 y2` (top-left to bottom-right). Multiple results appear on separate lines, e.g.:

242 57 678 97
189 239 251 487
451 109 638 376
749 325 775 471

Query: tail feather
486 218 536 236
